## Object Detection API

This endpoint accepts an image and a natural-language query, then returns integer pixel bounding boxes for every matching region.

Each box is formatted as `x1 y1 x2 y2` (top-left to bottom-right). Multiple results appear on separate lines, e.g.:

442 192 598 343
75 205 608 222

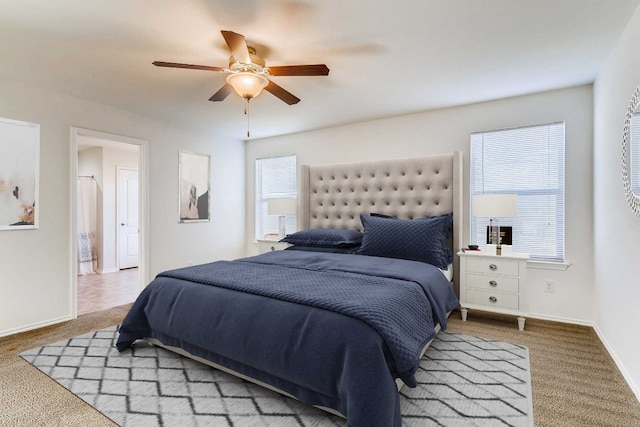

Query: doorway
71 128 148 318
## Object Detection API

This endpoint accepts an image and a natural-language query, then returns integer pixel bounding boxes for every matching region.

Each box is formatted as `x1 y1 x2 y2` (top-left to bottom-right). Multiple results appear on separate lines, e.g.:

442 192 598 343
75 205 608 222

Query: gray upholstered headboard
299 152 463 295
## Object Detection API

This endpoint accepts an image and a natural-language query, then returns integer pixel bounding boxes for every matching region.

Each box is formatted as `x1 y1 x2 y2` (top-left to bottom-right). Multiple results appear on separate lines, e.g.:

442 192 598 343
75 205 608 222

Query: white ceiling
1 0 638 140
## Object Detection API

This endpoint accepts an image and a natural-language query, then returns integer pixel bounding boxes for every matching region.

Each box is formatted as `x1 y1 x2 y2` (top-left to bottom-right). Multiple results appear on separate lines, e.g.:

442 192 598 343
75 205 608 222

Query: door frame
70 127 149 319
116 166 139 270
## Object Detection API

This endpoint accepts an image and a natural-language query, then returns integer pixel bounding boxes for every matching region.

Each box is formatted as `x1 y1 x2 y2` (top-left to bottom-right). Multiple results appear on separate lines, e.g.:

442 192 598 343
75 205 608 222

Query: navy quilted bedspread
117 250 459 427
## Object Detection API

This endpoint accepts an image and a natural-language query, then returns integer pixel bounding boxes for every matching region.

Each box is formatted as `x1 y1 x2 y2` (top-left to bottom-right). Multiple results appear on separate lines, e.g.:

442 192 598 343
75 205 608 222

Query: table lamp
267 198 297 239
472 194 518 256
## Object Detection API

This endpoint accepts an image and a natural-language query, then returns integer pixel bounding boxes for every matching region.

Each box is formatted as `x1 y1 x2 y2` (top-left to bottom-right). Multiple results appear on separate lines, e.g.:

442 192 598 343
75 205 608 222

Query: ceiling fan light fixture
226 72 268 99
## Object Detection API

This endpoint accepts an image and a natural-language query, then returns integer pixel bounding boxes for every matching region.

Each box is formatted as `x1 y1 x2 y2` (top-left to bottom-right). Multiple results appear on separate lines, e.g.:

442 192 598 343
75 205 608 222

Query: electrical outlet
545 280 555 293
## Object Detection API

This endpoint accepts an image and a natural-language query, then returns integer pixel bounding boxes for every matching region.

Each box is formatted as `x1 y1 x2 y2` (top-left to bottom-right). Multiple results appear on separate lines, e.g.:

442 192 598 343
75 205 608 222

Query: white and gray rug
21 326 533 426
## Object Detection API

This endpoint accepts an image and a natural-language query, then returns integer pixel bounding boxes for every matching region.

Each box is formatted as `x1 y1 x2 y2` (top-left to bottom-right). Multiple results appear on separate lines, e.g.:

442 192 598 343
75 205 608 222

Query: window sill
527 260 571 270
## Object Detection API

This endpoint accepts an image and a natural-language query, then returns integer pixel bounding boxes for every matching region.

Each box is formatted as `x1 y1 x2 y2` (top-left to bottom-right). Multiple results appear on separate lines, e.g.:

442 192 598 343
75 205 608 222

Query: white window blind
631 112 640 194
470 122 565 262
255 155 297 240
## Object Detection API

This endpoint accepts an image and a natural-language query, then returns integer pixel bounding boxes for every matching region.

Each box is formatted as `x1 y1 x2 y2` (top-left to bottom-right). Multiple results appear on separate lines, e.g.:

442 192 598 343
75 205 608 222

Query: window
470 122 565 262
255 155 297 240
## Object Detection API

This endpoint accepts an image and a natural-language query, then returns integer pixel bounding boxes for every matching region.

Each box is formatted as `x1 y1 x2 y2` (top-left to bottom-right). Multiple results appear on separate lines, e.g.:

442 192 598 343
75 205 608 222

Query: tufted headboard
299 152 463 295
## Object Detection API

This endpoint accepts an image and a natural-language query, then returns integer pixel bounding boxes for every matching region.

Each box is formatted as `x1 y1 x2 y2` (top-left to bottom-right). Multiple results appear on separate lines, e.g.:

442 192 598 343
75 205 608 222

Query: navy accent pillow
281 228 363 247
357 213 453 268
369 212 454 241
285 245 361 254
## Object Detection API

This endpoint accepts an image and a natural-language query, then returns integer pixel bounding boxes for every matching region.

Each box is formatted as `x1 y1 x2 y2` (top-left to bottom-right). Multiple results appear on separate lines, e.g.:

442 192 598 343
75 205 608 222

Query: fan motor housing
229 47 266 70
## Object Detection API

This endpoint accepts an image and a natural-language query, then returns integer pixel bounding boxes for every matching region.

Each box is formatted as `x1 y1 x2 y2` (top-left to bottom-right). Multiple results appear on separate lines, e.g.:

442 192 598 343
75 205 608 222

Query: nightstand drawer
466 273 519 293
467 289 519 310
466 258 519 276
256 240 291 254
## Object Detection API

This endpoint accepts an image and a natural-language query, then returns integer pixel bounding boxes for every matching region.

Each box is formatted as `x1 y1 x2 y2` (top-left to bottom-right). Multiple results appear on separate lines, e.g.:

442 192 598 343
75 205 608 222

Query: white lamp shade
268 198 297 215
226 72 268 99
473 194 518 218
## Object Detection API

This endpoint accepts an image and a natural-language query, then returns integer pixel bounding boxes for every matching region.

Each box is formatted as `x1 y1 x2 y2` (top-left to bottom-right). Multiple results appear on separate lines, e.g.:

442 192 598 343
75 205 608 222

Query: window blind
255 155 297 240
470 122 565 262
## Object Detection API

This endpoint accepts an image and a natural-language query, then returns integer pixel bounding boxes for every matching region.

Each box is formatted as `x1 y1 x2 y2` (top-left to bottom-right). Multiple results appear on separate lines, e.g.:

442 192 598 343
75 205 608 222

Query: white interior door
117 167 139 269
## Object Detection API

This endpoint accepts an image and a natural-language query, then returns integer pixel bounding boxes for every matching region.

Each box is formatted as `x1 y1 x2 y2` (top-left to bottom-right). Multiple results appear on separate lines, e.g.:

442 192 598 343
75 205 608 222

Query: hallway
77 268 139 315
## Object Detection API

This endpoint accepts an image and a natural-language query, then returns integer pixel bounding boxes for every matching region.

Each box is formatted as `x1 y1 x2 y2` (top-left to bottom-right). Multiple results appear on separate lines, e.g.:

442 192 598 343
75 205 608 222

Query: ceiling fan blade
268 64 330 77
209 84 234 102
221 30 251 64
152 61 224 72
265 80 300 105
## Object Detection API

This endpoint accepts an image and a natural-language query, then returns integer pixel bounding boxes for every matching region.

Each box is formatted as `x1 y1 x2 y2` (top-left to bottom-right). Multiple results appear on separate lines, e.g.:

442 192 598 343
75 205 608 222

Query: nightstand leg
461 308 468 322
517 316 526 331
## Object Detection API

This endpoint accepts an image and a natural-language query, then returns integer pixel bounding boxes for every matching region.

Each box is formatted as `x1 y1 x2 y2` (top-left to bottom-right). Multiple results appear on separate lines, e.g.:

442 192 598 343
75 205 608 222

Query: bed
116 152 463 427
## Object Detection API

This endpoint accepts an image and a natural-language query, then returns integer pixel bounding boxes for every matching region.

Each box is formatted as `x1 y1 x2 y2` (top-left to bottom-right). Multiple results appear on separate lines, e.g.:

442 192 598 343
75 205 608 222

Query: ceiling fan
153 30 330 106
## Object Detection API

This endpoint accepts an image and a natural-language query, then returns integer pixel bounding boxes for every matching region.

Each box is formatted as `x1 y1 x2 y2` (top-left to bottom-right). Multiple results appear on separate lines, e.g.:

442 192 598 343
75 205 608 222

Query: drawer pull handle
489 280 498 287
489 263 497 271
489 296 497 303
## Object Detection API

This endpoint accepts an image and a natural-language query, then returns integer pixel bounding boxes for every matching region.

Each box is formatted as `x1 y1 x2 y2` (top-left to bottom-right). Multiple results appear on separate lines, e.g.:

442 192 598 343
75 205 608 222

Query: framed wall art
486 225 512 245
178 150 210 222
0 117 40 230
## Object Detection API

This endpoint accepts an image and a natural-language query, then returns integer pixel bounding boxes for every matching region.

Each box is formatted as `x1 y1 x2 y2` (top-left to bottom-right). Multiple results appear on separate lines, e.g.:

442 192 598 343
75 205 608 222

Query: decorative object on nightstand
458 250 529 331
267 198 297 239
472 194 517 255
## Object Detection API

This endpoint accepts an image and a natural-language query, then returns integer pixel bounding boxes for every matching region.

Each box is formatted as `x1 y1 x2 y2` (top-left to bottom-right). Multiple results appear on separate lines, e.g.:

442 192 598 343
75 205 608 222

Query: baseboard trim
526 312 592 327
98 268 118 274
593 324 640 403
0 315 72 338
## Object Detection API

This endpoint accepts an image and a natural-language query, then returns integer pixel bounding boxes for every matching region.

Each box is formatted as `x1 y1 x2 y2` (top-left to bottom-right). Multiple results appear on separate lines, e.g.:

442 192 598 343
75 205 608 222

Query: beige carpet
0 305 131 427
1 305 639 426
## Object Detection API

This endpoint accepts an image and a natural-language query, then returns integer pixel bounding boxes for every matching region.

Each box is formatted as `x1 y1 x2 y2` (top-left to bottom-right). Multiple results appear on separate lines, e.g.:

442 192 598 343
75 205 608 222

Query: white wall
0 78 245 337
246 85 594 324
593 5 640 399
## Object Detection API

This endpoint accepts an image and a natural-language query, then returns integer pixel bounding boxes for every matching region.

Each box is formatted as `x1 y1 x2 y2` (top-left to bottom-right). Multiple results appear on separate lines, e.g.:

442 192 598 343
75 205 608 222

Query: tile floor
77 268 140 315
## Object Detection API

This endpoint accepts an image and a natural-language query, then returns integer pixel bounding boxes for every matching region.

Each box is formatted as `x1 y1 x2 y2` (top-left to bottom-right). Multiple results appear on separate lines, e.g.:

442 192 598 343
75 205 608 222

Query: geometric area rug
20 326 533 427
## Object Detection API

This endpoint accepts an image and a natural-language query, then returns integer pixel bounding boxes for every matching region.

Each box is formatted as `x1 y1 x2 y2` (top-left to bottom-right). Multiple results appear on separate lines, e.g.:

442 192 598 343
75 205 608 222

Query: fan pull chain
244 98 251 138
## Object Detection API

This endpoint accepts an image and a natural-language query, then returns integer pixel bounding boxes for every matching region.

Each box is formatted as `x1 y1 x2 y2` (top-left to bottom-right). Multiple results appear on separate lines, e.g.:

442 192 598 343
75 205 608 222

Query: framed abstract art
178 150 210 223
0 117 40 230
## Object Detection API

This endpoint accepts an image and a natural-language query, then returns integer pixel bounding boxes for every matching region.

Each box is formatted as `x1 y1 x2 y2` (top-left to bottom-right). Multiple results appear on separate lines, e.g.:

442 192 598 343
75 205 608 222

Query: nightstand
458 250 529 331
256 239 291 254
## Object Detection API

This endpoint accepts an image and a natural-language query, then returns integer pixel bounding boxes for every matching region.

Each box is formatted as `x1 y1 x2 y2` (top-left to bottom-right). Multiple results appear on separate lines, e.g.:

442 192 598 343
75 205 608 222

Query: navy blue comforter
117 251 459 427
